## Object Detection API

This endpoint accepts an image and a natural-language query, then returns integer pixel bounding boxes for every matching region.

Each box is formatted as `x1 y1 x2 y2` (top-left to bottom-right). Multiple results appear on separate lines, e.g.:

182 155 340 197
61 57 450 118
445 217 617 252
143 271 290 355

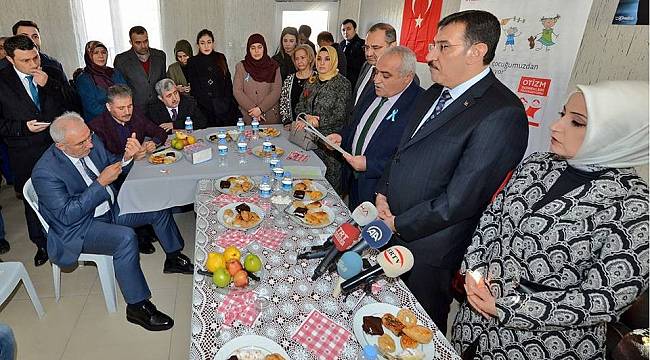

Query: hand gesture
464 270 497 319
343 153 366 172
26 119 49 133
143 141 156 153
124 132 142 161
248 106 262 118
159 122 174 132
97 161 122 186
30 68 49 87
325 133 342 150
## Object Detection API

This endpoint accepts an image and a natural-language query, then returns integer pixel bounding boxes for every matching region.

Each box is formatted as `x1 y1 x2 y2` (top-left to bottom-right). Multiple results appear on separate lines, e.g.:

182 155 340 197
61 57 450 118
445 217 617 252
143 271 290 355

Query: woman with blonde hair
279 44 315 126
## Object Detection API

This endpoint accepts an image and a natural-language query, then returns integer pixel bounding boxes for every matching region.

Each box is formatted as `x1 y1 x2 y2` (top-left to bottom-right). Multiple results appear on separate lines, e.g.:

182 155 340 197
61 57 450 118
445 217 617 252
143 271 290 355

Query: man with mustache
374 10 528 333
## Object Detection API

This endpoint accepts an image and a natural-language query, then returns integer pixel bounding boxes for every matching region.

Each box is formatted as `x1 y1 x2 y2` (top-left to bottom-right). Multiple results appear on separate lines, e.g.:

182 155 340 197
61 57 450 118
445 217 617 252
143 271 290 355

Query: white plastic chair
0 262 45 318
23 178 118 313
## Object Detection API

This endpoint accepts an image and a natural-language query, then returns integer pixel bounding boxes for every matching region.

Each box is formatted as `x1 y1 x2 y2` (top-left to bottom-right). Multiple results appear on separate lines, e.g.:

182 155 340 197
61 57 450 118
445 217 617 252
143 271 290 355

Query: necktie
79 157 98 182
25 75 40 110
171 108 178 122
429 90 452 121
355 97 389 156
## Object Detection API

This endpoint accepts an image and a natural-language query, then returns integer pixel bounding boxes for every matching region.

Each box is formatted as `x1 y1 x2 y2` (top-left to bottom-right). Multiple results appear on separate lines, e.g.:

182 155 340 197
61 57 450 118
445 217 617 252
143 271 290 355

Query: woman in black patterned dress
452 81 649 360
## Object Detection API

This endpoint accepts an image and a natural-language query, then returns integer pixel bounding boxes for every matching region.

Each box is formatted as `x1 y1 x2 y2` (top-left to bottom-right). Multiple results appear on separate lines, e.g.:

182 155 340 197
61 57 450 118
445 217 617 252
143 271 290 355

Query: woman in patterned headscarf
75 40 127 121
294 46 351 194
452 81 649 360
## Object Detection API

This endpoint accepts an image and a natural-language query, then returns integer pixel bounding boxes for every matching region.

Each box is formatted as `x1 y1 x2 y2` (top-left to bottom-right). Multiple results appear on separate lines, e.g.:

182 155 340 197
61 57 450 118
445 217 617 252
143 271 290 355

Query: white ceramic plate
352 303 435 359
291 180 327 201
288 204 334 229
258 127 281 137
216 175 256 195
217 202 265 230
147 149 183 165
213 335 289 360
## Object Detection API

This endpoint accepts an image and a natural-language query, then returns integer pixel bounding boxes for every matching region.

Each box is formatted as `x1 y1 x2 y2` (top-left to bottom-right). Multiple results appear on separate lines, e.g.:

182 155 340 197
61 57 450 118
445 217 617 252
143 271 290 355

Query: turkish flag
400 0 444 62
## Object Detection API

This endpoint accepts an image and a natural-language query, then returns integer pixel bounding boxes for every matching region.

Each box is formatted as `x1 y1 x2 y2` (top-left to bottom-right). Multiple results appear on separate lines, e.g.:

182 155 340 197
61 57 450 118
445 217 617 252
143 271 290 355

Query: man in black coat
375 10 529 333
147 78 208 131
0 35 76 266
340 19 365 87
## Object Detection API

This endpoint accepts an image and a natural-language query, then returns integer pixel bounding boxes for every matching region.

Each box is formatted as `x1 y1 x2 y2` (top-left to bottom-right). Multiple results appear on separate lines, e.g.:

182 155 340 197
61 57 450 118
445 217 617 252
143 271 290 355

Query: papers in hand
298 118 352 157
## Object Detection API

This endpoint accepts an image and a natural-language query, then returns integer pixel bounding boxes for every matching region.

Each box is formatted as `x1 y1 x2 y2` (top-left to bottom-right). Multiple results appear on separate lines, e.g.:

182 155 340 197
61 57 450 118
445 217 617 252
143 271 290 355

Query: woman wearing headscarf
75 40 127 121
166 39 192 93
272 27 299 81
233 33 281 125
452 81 649 360
279 44 316 126
186 29 238 127
294 46 351 194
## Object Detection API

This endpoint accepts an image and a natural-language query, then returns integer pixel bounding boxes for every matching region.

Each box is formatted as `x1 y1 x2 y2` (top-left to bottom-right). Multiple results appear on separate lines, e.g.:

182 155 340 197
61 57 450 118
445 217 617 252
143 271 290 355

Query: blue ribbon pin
385 109 398 122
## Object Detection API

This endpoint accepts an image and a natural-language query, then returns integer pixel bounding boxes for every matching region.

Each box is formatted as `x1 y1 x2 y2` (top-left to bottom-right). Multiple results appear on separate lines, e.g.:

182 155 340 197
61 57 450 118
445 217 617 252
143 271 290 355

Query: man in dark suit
114 26 166 109
0 35 75 266
32 112 193 331
375 10 529 333
327 46 422 209
340 19 365 87
353 23 397 107
147 78 208 131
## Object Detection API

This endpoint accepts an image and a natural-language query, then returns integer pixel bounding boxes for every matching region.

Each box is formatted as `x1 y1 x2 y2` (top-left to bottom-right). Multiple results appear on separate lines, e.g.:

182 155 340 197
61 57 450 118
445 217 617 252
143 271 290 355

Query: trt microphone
340 246 414 295
311 224 360 280
336 251 363 280
306 202 378 253
297 223 359 260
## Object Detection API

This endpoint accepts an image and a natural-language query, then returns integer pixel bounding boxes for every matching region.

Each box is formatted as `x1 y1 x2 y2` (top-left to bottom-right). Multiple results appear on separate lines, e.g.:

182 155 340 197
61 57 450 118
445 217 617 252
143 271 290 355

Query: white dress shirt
411 67 491 137
352 83 410 155
354 65 374 105
14 66 38 102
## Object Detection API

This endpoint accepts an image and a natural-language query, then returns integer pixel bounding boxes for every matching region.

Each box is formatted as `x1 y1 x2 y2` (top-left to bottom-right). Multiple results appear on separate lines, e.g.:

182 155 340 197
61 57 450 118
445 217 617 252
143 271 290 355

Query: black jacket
340 34 365 87
146 94 208 130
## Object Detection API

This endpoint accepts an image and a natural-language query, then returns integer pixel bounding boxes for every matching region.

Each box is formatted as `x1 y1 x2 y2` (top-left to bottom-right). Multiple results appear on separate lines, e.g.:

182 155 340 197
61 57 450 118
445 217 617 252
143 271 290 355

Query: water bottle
217 138 228 167
237 134 248 165
237 117 245 132
251 118 260 139
360 345 378 360
184 116 193 133
269 153 280 170
272 163 284 190
259 175 272 198
217 130 226 141
282 170 293 192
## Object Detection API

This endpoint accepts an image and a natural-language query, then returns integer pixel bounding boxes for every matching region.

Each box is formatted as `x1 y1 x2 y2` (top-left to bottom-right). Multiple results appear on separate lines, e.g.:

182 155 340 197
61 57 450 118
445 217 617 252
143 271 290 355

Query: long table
117 126 327 214
190 178 460 360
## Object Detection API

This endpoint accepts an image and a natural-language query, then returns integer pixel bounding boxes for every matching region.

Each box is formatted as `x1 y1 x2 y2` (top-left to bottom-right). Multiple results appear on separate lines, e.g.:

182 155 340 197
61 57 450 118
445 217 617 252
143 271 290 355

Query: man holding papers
326 46 421 209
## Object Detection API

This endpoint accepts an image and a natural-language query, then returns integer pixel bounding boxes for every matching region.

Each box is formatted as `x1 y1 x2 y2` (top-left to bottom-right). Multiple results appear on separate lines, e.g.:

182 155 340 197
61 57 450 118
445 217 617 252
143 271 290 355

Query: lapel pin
385 109 398 122
464 100 469 107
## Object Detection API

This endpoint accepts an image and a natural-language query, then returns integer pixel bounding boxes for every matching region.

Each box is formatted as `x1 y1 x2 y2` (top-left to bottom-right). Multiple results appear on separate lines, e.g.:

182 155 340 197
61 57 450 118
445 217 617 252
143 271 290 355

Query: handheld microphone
297 248 330 260
311 224 360 280
305 202 378 253
336 251 363 280
340 246 414 295
326 219 393 273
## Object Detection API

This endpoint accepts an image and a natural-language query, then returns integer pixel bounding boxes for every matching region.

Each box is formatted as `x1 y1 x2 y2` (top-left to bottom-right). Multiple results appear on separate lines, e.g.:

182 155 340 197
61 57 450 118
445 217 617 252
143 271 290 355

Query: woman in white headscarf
452 81 649 360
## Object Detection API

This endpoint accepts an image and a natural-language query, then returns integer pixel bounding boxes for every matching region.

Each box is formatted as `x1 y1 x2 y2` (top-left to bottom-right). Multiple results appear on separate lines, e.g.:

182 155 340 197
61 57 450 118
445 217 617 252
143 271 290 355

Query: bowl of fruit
170 131 197 150
201 246 264 294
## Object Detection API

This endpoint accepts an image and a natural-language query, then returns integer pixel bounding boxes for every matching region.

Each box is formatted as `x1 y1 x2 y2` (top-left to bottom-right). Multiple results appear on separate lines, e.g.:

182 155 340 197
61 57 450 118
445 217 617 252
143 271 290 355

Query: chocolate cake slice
362 315 384 336
219 180 231 189
235 203 251 213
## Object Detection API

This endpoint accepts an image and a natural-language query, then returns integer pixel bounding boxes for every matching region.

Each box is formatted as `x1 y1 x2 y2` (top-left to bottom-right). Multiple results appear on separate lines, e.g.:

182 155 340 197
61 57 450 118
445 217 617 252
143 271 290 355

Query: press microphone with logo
326 219 393 273
311 224 360 280
306 202 378 252
340 245 414 295
297 223 360 260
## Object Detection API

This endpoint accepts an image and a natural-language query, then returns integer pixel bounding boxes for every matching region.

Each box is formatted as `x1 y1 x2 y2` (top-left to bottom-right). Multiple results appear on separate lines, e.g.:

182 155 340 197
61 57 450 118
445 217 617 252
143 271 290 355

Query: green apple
212 268 231 288
244 253 262 273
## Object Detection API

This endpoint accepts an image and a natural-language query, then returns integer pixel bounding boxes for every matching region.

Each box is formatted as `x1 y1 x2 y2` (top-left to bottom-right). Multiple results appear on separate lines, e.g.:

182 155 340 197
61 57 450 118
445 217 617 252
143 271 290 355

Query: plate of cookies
259 127 281 137
217 175 255 195
292 179 327 202
148 149 183 165
353 303 434 360
252 145 285 158
214 335 289 360
217 202 264 230
287 200 334 228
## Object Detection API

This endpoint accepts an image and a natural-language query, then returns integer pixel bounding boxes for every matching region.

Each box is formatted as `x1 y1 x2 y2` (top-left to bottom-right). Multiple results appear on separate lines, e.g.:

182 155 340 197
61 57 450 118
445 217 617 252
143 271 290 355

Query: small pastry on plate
397 308 418 328
382 313 405 336
400 334 418 349
402 325 433 344
378 334 396 354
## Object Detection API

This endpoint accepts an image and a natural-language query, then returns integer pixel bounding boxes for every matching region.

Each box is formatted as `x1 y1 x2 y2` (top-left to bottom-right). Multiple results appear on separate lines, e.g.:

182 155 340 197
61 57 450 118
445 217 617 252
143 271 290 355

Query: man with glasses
354 23 398 106
32 112 194 331
375 10 528 333
0 35 74 265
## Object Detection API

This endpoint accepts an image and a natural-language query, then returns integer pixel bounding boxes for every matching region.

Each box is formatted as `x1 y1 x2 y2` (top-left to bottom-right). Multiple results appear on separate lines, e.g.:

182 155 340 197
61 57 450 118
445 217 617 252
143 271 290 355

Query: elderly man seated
31 112 194 331
146 78 208 131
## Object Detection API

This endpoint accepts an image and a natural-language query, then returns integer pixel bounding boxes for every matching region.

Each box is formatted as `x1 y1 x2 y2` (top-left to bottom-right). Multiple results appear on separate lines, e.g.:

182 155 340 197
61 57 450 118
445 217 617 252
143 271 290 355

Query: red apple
233 269 249 288
226 259 243 276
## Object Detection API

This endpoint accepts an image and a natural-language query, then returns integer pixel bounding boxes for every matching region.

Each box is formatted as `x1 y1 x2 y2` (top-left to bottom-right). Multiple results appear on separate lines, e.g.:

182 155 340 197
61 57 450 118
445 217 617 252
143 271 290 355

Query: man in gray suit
114 26 166 109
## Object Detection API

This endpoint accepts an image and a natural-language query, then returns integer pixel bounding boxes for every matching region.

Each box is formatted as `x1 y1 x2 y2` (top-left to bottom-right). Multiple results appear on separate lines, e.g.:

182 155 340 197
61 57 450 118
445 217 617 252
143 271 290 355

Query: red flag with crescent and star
400 0 444 62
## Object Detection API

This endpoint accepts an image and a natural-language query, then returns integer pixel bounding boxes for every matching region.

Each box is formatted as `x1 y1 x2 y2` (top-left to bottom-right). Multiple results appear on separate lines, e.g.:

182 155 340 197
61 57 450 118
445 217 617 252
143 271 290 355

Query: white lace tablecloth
189 178 460 360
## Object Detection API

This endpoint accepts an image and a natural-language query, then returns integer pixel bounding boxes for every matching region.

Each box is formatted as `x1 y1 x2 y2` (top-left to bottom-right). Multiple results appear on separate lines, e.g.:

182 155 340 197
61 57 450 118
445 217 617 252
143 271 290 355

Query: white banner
460 0 593 154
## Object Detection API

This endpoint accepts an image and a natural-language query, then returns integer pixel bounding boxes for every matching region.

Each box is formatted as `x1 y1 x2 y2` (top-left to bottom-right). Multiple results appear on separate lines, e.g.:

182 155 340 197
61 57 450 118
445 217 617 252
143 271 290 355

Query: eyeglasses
70 131 94 147
362 44 387 52
427 42 465 53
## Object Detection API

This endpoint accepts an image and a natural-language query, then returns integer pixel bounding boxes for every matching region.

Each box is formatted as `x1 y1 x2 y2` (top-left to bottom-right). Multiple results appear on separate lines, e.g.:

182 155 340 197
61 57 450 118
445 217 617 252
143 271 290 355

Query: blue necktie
430 90 451 120
25 75 40 110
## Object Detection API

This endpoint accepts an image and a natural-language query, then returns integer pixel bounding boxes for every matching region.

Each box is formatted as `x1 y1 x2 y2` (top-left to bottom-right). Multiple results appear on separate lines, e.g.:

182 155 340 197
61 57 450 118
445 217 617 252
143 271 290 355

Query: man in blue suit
328 46 422 209
376 10 528 333
31 112 194 331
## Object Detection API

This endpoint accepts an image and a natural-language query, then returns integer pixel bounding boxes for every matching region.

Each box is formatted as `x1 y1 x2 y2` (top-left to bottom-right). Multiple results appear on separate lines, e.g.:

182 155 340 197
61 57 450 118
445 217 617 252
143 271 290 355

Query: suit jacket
0 52 67 81
113 48 166 108
376 71 528 269
340 80 422 209
340 34 365 86
31 135 132 267
88 110 167 157
145 94 208 130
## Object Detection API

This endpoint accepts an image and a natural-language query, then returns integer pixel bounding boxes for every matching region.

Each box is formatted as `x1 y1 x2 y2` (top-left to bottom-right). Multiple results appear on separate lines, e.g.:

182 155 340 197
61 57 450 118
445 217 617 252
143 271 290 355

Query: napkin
212 193 241 208
291 309 351 360
216 230 253 248
216 290 260 326
251 227 287 250
286 150 310 162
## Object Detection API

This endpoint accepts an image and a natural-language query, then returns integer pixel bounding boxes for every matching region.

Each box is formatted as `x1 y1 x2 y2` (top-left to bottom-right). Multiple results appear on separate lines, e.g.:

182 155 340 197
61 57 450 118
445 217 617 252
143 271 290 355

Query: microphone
349 219 393 254
304 201 378 253
311 223 360 280
340 246 414 295
297 248 330 260
336 251 363 280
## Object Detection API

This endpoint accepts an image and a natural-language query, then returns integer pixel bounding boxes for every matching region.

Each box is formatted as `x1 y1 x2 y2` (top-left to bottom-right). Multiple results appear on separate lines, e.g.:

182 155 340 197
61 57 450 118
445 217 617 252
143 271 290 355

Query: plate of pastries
252 145 285 158
217 202 264 230
292 179 326 202
218 176 255 195
214 335 289 360
287 200 334 228
148 149 183 165
353 303 435 360
259 127 281 137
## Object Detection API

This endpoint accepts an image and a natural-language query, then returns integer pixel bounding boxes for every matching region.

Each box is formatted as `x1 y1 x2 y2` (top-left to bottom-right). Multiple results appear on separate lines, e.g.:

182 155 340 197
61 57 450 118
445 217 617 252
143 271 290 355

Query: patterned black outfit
452 152 649 360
